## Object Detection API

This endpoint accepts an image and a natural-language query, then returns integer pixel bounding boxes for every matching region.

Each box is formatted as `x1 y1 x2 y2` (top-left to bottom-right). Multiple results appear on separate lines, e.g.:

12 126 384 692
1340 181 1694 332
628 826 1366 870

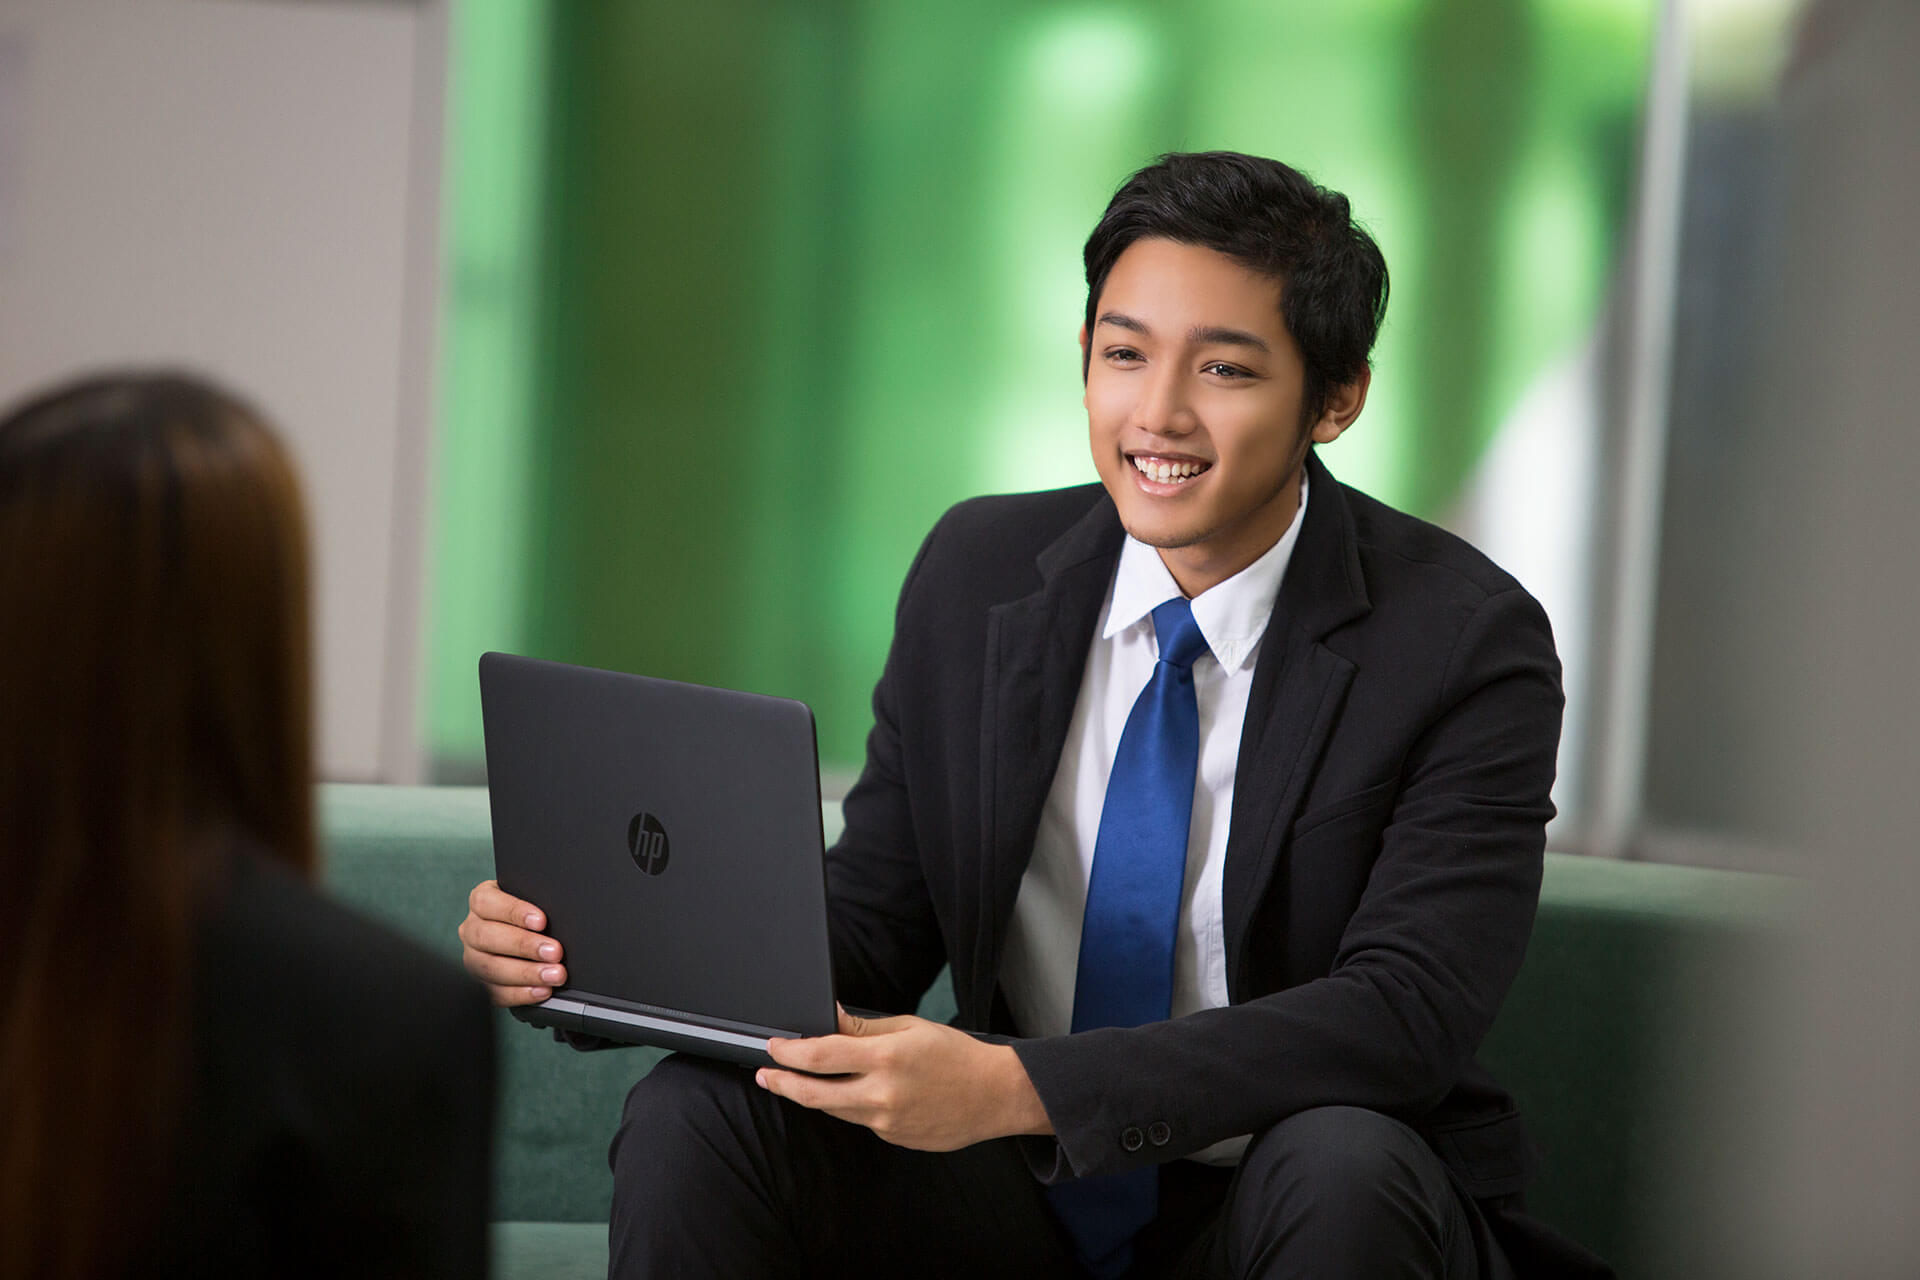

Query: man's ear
1311 369 1371 445
1078 324 1091 384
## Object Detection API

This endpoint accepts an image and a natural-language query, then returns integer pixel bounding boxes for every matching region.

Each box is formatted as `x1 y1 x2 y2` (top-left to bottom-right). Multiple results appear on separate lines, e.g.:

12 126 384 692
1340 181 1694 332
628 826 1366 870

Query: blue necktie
1047 597 1208 1279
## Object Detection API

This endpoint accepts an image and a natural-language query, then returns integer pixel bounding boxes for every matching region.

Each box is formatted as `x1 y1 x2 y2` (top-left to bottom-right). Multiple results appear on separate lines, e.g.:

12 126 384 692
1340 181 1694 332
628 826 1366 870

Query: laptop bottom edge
513 995 786 1069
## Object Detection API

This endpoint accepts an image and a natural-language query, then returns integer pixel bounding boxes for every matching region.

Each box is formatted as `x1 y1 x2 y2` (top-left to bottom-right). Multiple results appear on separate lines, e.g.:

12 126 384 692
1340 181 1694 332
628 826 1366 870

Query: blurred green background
427 0 1652 776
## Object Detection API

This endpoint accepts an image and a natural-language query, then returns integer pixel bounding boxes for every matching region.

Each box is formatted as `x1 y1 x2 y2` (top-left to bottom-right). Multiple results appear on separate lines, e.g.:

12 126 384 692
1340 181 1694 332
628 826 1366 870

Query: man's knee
1241 1105 1436 1203
609 1055 823 1276
1228 1105 1462 1269
1210 1105 1474 1278
620 1051 751 1125
610 1053 770 1185
622 1051 754 1116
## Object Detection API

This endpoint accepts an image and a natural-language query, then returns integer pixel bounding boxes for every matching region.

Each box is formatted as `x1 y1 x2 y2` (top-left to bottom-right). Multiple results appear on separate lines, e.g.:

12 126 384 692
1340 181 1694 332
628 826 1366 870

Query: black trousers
608 1054 1510 1280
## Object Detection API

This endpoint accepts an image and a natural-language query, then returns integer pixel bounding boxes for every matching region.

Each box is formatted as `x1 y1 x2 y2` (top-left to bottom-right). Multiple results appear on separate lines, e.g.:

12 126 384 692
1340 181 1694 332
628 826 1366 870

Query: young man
460 152 1609 1279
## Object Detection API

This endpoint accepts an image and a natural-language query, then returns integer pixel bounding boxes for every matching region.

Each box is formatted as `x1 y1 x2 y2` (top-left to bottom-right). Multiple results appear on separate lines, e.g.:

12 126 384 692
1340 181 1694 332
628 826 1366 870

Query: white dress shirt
999 476 1308 1165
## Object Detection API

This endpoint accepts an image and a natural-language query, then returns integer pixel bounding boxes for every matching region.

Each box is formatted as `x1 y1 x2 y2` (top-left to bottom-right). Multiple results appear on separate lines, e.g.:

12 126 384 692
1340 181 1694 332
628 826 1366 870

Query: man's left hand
758 1007 1053 1151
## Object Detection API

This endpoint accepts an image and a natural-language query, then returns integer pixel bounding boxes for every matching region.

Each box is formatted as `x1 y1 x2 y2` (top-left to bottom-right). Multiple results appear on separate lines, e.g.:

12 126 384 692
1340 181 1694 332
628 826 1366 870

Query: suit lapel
1221 452 1371 996
970 498 1122 1026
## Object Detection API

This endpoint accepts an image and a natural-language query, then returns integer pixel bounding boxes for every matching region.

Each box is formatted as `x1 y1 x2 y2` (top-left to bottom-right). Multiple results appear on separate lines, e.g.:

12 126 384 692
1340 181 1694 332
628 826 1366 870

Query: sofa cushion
1480 852 1792 1277
491 1222 608 1280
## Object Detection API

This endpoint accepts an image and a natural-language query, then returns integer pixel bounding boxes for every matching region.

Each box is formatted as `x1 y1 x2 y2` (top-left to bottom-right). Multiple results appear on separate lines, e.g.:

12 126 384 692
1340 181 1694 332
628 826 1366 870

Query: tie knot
1149 598 1208 671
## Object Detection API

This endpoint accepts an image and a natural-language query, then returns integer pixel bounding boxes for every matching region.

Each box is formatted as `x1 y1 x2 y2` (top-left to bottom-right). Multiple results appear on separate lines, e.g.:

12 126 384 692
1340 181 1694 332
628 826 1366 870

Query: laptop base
514 993 791 1069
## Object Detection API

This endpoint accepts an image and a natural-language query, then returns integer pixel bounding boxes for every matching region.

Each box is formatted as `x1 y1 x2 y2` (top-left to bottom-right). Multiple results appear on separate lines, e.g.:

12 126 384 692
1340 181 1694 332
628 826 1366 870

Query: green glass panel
430 0 1653 772
427 0 554 767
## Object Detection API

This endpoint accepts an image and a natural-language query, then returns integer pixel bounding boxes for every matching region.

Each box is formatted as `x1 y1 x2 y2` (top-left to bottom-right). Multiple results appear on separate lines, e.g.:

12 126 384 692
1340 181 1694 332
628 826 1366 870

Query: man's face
1083 237 1362 596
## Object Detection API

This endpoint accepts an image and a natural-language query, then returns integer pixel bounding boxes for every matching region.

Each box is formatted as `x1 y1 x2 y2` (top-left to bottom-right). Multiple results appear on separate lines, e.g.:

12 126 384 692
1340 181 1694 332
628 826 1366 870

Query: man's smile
1127 452 1214 490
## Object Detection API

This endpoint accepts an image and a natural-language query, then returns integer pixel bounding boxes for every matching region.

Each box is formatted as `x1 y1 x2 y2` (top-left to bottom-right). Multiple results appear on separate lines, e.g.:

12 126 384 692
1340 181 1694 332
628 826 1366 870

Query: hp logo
627 812 670 875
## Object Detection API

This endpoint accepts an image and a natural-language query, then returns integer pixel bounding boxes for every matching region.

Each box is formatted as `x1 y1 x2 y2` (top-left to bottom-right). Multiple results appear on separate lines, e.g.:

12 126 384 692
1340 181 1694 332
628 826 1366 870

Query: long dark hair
0 371 315 1278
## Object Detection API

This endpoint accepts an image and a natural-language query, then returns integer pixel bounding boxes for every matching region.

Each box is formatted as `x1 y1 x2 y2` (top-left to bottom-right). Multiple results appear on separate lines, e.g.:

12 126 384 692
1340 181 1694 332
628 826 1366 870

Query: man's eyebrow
1093 312 1271 355
1188 325 1271 354
1095 311 1150 335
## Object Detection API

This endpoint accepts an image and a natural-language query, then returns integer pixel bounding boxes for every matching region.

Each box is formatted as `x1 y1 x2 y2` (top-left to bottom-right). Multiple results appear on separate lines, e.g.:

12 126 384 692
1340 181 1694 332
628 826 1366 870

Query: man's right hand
459 879 566 1006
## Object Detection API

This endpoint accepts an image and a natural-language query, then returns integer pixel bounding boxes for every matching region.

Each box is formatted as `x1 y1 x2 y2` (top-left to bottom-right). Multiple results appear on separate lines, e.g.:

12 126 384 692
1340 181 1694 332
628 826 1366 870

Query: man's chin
1099 479 1193 545
1114 512 1208 552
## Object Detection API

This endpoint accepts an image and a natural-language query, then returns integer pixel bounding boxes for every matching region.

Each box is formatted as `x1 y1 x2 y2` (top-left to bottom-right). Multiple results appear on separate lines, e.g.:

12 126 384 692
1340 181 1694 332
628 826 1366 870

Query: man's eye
1203 362 1248 379
1105 347 1144 364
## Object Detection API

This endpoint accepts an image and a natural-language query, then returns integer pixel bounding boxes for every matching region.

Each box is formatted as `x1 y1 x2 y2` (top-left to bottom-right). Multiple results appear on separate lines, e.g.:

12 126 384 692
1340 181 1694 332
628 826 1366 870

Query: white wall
0 0 446 781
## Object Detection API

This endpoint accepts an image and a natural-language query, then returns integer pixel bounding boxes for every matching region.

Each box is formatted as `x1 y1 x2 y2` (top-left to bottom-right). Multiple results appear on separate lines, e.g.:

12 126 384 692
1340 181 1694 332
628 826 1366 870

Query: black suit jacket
142 848 496 1278
827 451 1561 1204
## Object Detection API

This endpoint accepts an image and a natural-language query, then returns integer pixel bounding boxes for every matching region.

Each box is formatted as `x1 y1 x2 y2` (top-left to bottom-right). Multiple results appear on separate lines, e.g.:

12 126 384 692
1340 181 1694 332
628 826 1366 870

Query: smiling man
460 152 1609 1279
1082 235 1364 595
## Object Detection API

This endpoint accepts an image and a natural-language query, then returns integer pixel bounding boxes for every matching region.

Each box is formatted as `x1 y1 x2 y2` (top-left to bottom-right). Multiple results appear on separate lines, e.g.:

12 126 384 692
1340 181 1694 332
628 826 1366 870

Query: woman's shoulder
195 845 488 1050
160 844 493 1278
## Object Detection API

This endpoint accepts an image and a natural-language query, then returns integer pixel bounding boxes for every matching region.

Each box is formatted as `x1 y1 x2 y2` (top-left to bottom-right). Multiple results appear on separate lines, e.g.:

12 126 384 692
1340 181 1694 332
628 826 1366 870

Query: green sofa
320 784 1792 1279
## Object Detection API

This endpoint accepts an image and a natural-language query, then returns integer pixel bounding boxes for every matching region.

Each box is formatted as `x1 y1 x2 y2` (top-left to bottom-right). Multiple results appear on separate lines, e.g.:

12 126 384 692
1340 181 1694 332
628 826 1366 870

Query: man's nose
1133 367 1197 437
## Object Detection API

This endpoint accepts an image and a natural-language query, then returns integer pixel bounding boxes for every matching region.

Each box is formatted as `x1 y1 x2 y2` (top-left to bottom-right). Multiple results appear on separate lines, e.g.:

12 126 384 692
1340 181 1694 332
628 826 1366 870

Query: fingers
755 1067 853 1117
476 977 555 1008
462 915 562 964
763 1036 829 1074
459 938 566 1004
757 1017 1007 1152
470 878 548 931
459 880 562 1006
754 1060 920 1149
765 1033 866 1076
765 1013 908 1075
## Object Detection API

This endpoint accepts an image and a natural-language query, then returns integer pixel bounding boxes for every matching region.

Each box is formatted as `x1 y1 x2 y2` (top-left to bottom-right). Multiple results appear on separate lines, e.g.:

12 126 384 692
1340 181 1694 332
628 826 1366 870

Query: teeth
1133 456 1205 483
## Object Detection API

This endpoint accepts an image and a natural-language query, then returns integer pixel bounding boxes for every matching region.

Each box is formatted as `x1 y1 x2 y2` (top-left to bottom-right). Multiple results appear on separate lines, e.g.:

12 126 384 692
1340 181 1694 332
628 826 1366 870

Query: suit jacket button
1121 1126 1145 1152
1148 1122 1171 1147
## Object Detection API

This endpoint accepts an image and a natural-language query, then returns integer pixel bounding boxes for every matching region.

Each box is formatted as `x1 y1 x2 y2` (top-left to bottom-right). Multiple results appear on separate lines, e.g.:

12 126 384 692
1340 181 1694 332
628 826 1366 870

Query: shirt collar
1101 471 1310 675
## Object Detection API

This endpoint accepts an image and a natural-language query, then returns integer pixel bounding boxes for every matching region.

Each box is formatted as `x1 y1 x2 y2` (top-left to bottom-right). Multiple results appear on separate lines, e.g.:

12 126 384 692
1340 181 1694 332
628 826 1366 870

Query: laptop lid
478 651 839 1065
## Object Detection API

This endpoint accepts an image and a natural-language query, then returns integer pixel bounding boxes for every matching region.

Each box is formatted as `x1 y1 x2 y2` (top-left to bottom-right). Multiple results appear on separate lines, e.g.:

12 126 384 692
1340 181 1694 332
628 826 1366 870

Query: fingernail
530 987 550 1000
524 912 542 929
538 942 559 961
540 966 563 984
754 1070 767 1088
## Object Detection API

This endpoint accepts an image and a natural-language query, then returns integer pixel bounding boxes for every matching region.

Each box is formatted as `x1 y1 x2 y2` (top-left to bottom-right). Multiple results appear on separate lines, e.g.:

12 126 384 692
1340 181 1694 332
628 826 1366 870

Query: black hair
1082 151 1389 422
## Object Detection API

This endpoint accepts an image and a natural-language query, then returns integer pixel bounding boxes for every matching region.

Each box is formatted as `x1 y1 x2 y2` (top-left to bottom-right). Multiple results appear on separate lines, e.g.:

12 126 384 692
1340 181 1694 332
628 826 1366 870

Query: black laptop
478 651 839 1067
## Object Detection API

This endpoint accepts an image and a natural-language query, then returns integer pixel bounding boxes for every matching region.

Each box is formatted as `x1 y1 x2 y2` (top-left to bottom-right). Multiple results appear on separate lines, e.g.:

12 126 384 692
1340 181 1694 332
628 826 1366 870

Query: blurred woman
0 372 492 1278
